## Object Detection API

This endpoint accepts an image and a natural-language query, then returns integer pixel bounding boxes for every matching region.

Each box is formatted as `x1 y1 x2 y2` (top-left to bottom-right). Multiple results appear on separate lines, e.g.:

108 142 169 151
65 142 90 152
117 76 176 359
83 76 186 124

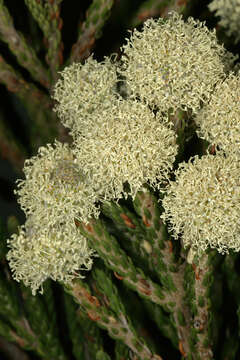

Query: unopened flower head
161 153 240 255
73 99 178 200
16 140 100 225
120 12 229 114
195 72 240 155
53 55 118 134
7 218 97 295
209 0 240 43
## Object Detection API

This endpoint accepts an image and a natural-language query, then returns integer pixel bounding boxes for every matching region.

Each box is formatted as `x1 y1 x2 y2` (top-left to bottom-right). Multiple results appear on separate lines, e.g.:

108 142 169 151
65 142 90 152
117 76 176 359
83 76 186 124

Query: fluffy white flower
161 153 240 254
120 12 231 114
16 140 100 225
73 99 178 200
53 55 118 135
7 218 97 295
195 72 240 156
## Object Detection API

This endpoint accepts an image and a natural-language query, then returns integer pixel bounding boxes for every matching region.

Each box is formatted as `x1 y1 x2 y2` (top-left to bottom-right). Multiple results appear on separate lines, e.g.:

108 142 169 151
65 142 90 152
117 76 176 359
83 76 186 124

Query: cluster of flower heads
7 141 99 294
209 0 240 43
8 11 240 294
161 69 240 255
52 12 237 206
161 70 240 255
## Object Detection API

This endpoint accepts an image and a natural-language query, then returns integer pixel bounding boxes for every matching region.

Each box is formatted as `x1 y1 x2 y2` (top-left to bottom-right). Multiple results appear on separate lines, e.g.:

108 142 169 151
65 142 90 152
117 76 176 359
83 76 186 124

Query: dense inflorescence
15 140 100 226
120 12 229 114
7 218 97 295
195 72 240 155
161 153 240 255
53 55 119 135
73 99 178 200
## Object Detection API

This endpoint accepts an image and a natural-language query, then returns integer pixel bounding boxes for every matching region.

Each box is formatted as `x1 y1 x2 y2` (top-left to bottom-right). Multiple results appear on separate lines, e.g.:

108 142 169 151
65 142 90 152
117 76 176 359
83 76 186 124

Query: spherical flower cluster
73 99 178 200
16 140 100 226
53 55 118 134
195 72 240 155
161 153 240 254
8 142 100 294
120 12 230 114
7 219 97 295
209 0 240 43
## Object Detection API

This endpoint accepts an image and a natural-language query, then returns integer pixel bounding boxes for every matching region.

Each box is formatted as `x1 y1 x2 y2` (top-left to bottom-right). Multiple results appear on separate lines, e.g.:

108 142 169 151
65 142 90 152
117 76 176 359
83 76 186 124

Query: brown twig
69 0 114 64
0 55 52 110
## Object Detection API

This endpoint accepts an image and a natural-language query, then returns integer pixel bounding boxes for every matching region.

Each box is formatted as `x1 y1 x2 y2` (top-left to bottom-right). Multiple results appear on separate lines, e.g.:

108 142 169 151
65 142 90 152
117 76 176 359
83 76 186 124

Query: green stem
133 189 194 358
191 252 214 359
44 0 63 82
76 218 168 308
69 0 114 64
24 0 63 83
64 290 103 360
0 0 50 88
142 299 178 350
101 200 155 277
64 276 163 360
0 269 60 359
20 283 67 360
0 55 51 110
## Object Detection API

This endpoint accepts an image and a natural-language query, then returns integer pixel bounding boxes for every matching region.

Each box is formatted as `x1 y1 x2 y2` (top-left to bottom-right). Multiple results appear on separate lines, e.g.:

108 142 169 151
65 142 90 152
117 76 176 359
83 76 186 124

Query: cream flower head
120 12 230 114
53 55 118 135
73 99 178 200
161 153 240 255
209 0 240 43
7 218 97 295
195 72 240 155
16 140 99 225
